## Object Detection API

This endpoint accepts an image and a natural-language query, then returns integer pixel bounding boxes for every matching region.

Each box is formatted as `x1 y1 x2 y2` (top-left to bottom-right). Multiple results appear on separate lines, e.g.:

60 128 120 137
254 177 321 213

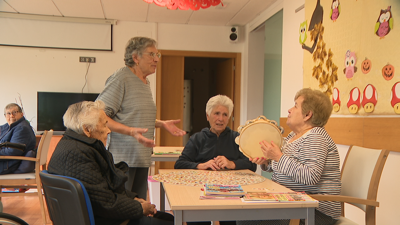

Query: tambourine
235 115 284 159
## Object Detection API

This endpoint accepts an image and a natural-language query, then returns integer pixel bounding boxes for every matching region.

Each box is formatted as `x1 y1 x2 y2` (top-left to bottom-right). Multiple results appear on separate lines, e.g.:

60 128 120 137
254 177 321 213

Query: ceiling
0 0 277 26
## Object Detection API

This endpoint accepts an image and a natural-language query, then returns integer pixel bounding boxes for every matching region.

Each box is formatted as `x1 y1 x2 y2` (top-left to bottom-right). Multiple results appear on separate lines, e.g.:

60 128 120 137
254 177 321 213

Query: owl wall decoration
299 21 307 45
343 50 357 80
330 0 340 22
375 6 393 38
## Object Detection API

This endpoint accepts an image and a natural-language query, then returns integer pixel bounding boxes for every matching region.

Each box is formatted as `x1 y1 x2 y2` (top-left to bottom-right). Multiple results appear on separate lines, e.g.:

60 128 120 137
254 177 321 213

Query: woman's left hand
162 119 186 136
260 140 283 162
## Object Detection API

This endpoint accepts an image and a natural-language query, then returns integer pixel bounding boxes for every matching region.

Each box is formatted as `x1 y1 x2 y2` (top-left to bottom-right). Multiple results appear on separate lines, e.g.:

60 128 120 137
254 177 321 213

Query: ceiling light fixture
143 0 223 11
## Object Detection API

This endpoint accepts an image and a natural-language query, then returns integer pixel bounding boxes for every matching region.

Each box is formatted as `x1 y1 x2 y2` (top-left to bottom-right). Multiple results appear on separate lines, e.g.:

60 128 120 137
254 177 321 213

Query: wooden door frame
155 50 242 146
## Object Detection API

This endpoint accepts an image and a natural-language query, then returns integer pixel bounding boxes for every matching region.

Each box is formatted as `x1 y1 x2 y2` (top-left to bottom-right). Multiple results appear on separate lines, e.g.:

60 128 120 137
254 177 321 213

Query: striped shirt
97 66 156 167
267 127 341 219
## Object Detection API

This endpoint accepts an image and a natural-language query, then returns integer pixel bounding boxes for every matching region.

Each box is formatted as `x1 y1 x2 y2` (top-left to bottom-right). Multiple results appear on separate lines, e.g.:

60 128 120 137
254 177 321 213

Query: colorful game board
152 170 266 187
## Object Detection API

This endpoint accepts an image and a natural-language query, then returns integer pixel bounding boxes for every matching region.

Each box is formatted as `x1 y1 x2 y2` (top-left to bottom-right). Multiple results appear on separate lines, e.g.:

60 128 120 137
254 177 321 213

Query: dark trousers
127 211 174 225
125 167 149 199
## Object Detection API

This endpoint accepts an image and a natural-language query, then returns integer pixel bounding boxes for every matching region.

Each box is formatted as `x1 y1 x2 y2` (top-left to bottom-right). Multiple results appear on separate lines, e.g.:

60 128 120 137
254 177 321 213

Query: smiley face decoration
375 6 393 39
382 64 395 81
361 58 372 74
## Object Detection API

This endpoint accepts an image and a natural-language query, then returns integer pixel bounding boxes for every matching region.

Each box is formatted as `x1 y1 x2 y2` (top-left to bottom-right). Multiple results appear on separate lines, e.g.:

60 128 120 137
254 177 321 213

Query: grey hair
63 101 105 135
205 95 234 118
4 103 22 114
124 37 157 67
295 88 333 127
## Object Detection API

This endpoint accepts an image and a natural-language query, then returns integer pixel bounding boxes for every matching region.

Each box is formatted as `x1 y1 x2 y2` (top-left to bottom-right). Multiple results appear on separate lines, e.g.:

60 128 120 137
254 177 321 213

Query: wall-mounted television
37 92 99 134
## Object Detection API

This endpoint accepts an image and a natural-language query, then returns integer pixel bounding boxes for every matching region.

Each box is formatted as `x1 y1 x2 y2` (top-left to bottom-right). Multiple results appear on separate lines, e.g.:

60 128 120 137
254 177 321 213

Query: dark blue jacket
0 116 36 174
174 127 257 172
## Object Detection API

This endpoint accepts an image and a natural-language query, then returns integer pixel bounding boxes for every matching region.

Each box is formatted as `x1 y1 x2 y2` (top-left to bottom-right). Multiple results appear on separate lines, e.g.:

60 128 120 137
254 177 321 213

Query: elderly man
48 101 173 225
0 103 36 175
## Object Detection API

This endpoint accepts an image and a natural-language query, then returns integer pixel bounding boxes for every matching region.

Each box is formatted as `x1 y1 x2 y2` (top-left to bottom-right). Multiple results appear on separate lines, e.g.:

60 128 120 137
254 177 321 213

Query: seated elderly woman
1 103 36 175
48 101 173 225
174 95 256 225
238 88 341 225
175 95 256 172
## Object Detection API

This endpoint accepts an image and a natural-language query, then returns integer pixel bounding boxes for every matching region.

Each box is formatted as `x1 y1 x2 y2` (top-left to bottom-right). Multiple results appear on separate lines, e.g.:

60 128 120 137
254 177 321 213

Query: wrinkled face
134 46 160 76
287 96 306 130
4 106 24 125
207 105 229 134
89 110 111 146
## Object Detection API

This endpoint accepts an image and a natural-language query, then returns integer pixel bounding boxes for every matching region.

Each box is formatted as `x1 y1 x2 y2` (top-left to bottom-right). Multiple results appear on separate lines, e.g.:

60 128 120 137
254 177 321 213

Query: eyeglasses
143 52 161 59
4 111 21 116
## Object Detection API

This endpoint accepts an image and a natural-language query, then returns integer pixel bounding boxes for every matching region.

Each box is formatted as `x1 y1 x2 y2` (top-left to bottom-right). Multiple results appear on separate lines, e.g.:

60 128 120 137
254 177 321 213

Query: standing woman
97 37 185 199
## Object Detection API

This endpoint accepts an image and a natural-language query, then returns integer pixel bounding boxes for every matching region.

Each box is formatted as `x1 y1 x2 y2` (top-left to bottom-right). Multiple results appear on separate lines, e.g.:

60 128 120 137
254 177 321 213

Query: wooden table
159 169 318 225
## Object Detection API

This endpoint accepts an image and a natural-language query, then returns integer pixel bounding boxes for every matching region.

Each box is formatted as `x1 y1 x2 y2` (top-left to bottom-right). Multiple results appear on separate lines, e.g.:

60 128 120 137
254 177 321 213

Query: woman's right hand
197 159 220 171
248 157 268 165
141 201 157 216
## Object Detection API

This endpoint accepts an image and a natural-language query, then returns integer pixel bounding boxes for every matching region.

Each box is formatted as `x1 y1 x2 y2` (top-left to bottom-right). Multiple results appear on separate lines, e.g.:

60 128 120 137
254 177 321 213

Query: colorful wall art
302 0 400 115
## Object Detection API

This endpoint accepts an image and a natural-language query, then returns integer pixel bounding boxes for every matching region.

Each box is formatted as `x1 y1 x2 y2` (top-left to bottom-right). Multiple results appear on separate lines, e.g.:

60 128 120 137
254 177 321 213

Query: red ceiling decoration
143 0 223 11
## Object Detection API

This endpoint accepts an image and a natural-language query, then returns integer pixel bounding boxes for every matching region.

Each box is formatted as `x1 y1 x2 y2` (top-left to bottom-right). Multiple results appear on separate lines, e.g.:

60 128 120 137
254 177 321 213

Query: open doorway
183 57 234 144
156 50 241 147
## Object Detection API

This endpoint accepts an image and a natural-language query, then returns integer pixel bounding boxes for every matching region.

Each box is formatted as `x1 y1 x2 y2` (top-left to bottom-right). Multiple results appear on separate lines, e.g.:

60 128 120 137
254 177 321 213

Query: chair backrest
37 130 53 166
341 145 389 211
40 170 95 225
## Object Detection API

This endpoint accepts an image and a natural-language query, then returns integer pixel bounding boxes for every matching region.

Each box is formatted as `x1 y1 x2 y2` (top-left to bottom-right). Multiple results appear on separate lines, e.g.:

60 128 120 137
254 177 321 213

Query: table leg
305 208 315 225
160 182 165 211
174 210 183 225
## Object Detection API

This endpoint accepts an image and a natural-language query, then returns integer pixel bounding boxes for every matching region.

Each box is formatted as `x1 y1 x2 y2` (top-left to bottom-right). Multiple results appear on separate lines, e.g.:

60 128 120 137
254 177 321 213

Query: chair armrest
309 194 379 207
0 142 26 151
0 156 38 162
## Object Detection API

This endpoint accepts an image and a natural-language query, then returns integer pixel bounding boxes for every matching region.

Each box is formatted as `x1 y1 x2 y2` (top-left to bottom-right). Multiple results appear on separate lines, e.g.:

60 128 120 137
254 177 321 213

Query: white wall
0 1 398 224
0 21 245 129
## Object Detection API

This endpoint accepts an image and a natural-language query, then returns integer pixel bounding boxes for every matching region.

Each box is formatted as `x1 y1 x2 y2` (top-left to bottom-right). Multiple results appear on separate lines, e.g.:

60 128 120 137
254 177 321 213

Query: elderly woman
175 95 256 172
48 101 173 225
1 103 36 174
175 95 256 225
238 88 341 225
96 36 185 199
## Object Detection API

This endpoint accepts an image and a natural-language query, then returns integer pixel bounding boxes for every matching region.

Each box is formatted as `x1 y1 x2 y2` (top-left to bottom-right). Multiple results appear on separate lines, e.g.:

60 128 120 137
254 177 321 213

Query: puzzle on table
152 170 266 186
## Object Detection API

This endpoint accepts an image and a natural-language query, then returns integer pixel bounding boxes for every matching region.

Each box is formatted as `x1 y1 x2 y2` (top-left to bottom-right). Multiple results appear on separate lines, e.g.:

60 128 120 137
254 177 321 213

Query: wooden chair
0 130 54 224
309 145 390 225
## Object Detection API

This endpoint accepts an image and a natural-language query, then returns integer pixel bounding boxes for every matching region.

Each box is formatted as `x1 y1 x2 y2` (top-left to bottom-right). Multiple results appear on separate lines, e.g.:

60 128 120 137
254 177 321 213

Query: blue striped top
268 127 341 219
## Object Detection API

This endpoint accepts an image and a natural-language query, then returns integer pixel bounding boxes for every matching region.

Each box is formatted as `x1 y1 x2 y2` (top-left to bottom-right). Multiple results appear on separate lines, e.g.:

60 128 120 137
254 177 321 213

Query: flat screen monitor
37 92 99 134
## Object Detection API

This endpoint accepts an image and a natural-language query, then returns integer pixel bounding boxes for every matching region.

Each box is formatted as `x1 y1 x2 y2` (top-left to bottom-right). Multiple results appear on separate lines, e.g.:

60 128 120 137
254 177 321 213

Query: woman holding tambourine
237 88 341 225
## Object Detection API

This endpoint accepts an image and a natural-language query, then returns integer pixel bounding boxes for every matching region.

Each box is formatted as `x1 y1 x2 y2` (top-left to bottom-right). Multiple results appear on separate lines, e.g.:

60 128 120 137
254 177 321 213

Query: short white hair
205 95 234 118
63 101 105 134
